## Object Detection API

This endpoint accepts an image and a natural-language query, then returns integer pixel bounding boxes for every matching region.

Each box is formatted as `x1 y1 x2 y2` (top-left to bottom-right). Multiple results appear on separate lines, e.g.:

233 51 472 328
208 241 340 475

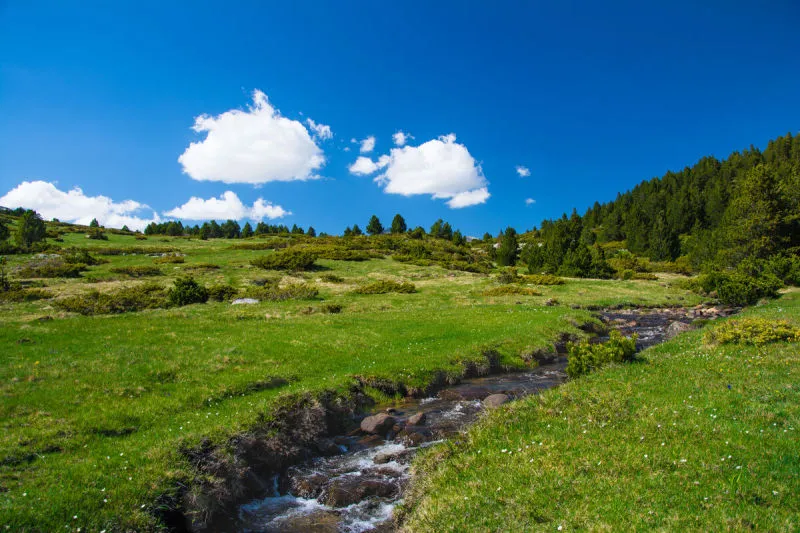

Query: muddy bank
162 305 736 532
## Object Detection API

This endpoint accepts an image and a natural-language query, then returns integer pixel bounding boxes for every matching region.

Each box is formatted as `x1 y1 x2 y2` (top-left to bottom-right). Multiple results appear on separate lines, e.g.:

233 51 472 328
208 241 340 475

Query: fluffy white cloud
516 165 531 177
348 155 390 176
305 118 333 140
360 136 376 153
178 90 325 184
0 180 159 231
525 198 536 206
164 191 289 221
372 134 490 208
392 131 412 146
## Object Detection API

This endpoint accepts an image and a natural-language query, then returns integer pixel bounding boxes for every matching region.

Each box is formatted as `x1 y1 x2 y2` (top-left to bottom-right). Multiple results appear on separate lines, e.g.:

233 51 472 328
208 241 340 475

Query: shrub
495 268 521 284
110 266 163 278
154 255 185 264
320 273 344 283
353 280 417 294
208 284 238 302
167 277 209 307
694 271 783 306
0 287 53 303
17 257 87 278
705 318 800 345
94 246 177 256
320 303 343 314
631 272 658 280
481 285 541 296
134 234 147 240
244 283 319 301
251 249 317 271
566 330 638 378
523 274 565 285
60 249 107 266
230 240 290 251
443 260 491 274
86 228 108 240
55 283 167 315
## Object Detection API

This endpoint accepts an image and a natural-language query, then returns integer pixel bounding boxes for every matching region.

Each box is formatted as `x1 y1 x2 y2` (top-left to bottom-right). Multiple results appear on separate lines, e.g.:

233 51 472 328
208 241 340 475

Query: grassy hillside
0 231 702 530
401 290 800 531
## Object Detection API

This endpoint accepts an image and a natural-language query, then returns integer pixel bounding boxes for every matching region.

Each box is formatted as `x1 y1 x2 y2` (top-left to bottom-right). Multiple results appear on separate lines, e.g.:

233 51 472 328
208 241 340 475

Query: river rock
313 438 343 456
408 412 426 426
374 448 414 465
360 413 396 435
289 472 329 499
482 393 510 408
665 321 693 339
322 477 399 507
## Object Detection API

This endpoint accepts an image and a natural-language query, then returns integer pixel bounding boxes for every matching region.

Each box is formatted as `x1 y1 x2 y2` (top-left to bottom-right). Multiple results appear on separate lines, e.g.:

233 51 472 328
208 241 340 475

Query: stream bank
173 305 736 532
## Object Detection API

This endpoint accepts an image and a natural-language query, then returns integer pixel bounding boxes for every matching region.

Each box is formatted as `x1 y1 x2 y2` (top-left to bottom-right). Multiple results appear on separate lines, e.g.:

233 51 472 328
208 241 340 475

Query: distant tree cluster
342 214 470 247
524 132 800 274
143 220 317 239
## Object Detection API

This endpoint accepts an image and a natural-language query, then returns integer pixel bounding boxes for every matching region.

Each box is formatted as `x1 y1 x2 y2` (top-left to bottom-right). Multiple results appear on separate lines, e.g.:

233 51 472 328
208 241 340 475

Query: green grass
0 233 707 530
401 289 800 531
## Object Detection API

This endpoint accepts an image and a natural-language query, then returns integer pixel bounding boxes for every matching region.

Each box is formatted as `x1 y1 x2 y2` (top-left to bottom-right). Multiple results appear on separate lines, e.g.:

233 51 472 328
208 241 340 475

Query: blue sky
1 1 799 235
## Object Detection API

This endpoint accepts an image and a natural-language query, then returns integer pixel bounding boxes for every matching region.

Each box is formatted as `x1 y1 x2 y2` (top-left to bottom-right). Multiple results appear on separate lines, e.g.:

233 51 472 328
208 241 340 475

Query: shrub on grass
134 234 147 240
320 273 344 283
55 283 167 315
86 228 108 240
523 274 565 285
167 277 209 307
699 271 782 306
566 330 638 378
705 318 800 345
109 266 163 278
94 246 177 256
631 272 658 280
0 287 53 303
229 239 290 251
320 303 343 313
251 249 317 271
17 257 87 278
244 283 319 301
353 280 417 294
495 267 521 284
60 248 107 266
208 284 239 302
183 263 220 272
482 285 541 296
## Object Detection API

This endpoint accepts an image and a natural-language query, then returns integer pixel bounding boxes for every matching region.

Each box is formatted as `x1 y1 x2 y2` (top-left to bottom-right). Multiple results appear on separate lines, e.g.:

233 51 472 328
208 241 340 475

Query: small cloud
516 165 531 177
305 118 333 140
360 135 376 153
350 138 357 143
0 180 159 231
348 155 390 176
373 133 490 209
343 146 351 152
164 191 290 221
525 198 536 206
392 131 412 147
178 89 325 185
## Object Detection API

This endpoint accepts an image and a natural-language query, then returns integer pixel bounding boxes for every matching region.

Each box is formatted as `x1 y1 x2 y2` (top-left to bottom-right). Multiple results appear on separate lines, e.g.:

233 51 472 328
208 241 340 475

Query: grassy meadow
401 289 800 531
0 230 705 531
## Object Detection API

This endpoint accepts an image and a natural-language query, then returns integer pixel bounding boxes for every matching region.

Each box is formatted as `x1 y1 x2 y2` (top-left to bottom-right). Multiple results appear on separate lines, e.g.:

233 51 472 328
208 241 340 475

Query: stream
235 305 736 532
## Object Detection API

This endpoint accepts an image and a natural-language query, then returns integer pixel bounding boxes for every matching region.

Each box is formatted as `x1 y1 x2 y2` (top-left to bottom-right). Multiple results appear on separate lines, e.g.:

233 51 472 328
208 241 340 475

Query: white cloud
343 146 351 152
0 180 159 231
392 131 412 146
305 118 333 140
516 165 531 177
525 198 536 206
348 155 390 176
373 133 489 208
350 138 357 143
360 136 376 153
178 89 325 184
164 191 289 221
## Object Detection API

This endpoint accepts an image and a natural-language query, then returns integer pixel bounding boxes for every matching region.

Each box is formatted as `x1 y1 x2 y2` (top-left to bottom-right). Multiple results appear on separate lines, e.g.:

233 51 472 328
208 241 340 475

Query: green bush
183 263 220 272
566 330 638 378
353 280 417 294
320 273 344 283
17 257 87 278
251 249 317 271
86 228 108 240
244 283 319 301
55 283 167 315
94 246 177 256
229 239 290 251
320 303 343 314
523 274 565 285
482 285 541 296
495 268 520 284
167 277 209 307
0 287 53 303
631 272 658 280
700 271 782 306
109 266 163 278
705 318 800 345
207 284 238 302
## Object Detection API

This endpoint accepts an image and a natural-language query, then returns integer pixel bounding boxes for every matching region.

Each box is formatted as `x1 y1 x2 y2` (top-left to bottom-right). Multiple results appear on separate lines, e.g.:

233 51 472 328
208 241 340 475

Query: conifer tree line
523 132 800 273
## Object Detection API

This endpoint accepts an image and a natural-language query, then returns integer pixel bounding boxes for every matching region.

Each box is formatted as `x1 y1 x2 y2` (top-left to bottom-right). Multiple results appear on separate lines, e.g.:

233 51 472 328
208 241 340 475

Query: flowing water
236 305 736 532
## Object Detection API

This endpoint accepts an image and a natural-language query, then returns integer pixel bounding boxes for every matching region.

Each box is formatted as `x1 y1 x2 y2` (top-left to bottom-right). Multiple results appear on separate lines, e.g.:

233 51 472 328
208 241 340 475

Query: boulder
665 321 693 339
322 477 399 507
408 412 426 426
482 393 510 409
231 298 259 305
360 413 396 435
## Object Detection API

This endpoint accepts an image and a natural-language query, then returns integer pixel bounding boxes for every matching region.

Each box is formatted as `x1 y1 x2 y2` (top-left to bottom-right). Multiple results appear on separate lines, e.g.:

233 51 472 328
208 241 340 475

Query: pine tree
352 224 363 236
496 227 519 266
307 226 316 237
241 222 254 238
366 215 384 235
89 218 100 228
390 214 407 234
14 210 47 247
